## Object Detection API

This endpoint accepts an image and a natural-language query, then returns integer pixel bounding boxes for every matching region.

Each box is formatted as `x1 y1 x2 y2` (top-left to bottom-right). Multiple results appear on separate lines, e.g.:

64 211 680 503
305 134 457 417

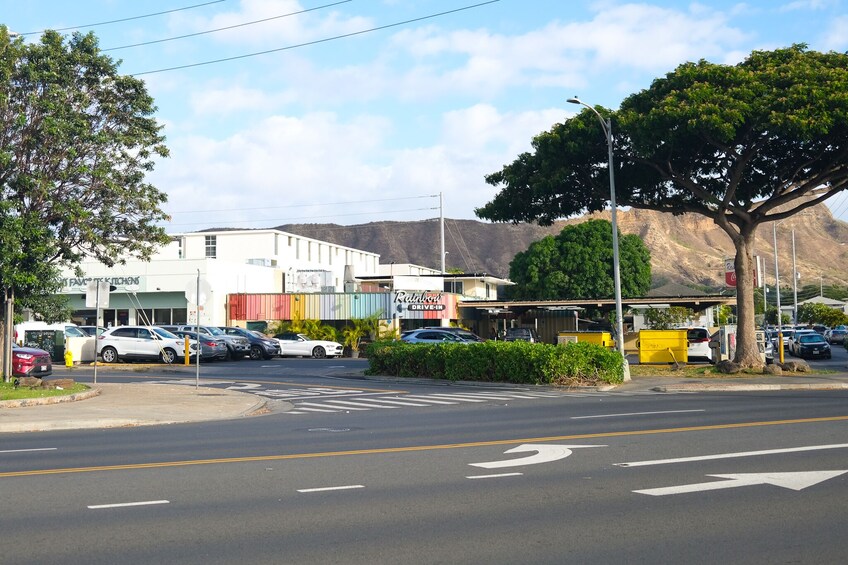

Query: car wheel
224 346 233 361
312 346 327 359
249 345 263 360
160 348 177 364
101 346 119 364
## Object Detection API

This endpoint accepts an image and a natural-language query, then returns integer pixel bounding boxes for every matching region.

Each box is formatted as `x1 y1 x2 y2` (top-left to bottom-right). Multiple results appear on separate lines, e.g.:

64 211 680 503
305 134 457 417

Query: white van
14 322 87 345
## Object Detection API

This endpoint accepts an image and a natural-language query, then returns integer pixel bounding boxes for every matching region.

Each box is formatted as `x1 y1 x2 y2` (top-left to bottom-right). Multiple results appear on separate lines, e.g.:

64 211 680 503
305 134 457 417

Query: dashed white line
0 448 58 454
297 485 365 493
88 500 170 509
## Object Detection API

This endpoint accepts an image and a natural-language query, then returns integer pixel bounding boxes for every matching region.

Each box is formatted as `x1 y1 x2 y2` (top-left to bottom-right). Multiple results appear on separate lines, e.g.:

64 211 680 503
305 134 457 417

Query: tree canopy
1 27 171 375
477 45 848 367
508 219 650 300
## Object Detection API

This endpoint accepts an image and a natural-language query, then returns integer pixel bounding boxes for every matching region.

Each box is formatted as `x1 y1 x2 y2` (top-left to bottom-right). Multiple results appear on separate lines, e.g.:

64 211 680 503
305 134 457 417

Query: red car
12 344 53 378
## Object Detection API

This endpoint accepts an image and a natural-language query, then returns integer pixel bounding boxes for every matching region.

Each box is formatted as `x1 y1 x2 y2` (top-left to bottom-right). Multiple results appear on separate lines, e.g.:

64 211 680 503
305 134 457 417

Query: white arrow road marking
617 443 848 467
470 444 605 469
634 470 848 496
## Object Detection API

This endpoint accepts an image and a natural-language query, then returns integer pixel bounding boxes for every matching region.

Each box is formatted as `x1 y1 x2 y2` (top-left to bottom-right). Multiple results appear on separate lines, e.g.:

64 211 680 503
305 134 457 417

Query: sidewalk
0 382 271 433
2 367 847 434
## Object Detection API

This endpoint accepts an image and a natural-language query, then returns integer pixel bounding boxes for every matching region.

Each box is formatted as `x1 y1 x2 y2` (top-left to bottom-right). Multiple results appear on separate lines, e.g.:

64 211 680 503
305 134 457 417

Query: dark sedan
171 330 228 362
12 344 53 378
792 333 832 360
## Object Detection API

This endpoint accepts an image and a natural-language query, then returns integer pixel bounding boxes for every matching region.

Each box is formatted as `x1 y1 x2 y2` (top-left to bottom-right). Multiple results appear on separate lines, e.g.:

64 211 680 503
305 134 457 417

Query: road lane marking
88 500 170 509
466 473 524 479
365 398 435 407
318 399 399 409
1 448 58 454
470 444 605 469
616 443 848 467
401 396 459 405
297 485 364 493
298 402 370 411
3 415 847 478
571 409 706 420
634 470 848 496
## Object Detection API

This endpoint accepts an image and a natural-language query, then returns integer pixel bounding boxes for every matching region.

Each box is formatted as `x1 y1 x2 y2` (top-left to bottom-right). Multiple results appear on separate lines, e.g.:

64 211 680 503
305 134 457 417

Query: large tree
508 219 650 300
1 28 171 378
477 45 848 367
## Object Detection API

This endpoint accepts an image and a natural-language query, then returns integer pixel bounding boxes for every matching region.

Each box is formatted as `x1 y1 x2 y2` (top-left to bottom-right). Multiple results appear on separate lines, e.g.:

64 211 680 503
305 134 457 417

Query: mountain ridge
277 204 848 290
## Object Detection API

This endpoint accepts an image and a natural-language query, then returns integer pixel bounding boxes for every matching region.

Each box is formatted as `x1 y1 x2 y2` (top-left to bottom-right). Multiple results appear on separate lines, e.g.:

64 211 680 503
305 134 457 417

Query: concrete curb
0 387 101 409
651 383 848 392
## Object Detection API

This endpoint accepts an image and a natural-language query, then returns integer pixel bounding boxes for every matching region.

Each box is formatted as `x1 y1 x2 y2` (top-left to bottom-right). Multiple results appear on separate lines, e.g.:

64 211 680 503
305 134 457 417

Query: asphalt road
2 359 846 564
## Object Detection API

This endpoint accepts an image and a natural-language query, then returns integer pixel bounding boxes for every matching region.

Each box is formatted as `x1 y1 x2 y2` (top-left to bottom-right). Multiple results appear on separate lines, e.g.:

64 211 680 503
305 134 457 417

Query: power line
104 0 352 52
20 0 228 35
131 0 501 76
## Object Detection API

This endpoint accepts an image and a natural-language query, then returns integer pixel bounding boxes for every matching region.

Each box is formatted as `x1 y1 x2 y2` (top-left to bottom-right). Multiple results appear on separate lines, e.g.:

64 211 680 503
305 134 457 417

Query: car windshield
152 328 179 339
65 326 87 337
799 335 825 344
205 326 224 336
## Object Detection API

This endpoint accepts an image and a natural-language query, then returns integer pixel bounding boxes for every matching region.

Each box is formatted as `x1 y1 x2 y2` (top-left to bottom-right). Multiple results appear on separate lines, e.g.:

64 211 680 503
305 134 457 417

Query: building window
205 235 217 259
444 280 464 294
274 234 279 255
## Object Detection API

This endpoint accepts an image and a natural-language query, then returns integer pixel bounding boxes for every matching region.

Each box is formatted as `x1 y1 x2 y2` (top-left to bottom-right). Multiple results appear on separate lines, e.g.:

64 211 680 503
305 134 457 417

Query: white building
56 229 380 327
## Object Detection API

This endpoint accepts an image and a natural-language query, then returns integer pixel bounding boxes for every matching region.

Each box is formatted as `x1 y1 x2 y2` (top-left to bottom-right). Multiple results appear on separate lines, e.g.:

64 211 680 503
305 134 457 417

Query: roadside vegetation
365 340 625 386
0 381 88 401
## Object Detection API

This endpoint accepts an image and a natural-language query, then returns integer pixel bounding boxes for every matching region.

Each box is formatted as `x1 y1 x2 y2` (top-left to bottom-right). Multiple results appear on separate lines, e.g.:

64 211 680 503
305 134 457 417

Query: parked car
422 326 485 342
787 329 817 356
218 327 281 360
78 325 106 337
97 326 197 364
11 344 53 378
825 328 847 344
502 327 540 343
170 329 228 362
161 325 250 360
791 333 831 359
401 329 474 344
273 332 343 358
684 327 712 361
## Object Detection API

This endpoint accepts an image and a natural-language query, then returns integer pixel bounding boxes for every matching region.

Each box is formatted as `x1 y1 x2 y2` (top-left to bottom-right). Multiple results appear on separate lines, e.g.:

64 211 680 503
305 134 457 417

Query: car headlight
14 352 34 360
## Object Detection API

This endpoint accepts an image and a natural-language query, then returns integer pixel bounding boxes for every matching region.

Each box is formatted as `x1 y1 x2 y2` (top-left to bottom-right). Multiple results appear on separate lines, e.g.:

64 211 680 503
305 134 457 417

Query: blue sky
6 0 848 231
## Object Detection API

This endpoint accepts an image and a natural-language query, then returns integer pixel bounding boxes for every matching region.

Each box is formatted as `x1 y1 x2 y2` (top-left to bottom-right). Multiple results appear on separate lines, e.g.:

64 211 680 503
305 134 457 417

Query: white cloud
820 15 848 50
189 85 294 116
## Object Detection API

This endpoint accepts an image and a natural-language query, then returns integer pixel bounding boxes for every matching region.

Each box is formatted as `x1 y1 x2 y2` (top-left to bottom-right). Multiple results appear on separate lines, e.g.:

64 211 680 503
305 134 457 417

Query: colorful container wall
226 292 457 324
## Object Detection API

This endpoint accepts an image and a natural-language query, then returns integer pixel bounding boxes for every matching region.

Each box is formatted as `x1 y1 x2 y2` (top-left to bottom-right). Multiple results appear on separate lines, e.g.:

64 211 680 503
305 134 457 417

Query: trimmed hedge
364 340 625 385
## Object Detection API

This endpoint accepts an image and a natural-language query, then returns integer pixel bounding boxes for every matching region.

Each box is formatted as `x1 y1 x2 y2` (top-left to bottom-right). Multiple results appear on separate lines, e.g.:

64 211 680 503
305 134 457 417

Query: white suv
97 326 197 364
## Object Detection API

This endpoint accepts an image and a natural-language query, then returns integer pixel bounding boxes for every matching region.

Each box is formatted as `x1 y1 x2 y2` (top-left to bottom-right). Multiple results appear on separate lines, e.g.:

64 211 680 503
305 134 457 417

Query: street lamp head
567 97 581 104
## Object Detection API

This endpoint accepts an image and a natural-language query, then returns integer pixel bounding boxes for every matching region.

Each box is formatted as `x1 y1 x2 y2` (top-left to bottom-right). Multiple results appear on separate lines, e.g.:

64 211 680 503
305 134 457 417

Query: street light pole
791 229 798 325
567 97 628 378
773 223 783 363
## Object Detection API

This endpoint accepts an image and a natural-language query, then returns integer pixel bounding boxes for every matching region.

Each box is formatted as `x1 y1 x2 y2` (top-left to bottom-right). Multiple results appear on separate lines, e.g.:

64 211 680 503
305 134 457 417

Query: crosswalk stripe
298 402 370 411
423 394 489 403
321 399 398 409
363 398 434 407
397 396 459 405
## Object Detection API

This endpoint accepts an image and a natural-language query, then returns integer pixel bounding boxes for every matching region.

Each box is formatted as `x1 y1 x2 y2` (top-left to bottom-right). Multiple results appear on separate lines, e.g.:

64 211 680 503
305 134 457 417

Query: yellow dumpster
557 331 614 348
638 329 688 364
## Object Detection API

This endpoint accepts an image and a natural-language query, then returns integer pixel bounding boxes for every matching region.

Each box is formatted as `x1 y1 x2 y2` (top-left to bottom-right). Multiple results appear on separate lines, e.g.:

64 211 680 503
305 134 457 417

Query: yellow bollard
64 349 73 367
184 336 190 366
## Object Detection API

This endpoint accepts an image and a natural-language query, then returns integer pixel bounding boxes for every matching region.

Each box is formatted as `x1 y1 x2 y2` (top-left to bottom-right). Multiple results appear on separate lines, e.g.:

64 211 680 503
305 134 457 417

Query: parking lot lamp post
773 223 783 363
792 229 798 325
567 97 627 372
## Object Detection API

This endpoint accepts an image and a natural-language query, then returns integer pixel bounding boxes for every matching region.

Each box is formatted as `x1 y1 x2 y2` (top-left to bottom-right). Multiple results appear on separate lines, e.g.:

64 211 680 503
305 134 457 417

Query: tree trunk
732 234 763 367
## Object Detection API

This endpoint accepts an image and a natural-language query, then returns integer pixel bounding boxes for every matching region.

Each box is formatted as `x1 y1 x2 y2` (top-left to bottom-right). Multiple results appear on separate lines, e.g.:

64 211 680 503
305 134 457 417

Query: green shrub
365 340 624 385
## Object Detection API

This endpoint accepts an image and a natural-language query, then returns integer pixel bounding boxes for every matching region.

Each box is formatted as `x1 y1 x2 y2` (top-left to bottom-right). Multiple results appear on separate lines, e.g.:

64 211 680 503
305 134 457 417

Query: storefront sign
395 290 447 313
62 276 144 292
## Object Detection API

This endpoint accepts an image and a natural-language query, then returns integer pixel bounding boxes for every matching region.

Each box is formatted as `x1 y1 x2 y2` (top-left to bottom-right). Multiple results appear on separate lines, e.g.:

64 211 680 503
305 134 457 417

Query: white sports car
273 332 344 358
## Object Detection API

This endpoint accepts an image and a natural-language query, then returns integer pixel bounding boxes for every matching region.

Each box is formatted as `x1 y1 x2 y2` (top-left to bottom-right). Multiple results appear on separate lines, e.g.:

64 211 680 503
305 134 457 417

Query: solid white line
571 409 705 420
88 500 170 509
616 443 848 467
297 485 364 493
466 473 524 479
0 448 58 454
